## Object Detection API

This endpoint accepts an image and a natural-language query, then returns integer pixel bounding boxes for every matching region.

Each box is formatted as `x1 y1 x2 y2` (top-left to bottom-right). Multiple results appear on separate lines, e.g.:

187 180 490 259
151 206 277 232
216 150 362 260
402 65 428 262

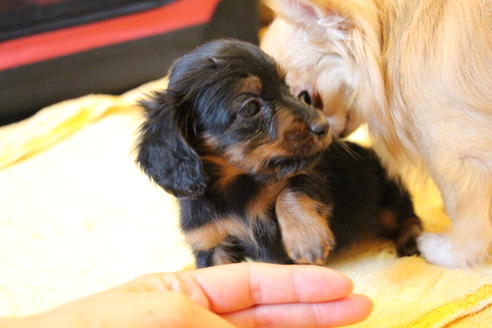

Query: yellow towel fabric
1 78 491 327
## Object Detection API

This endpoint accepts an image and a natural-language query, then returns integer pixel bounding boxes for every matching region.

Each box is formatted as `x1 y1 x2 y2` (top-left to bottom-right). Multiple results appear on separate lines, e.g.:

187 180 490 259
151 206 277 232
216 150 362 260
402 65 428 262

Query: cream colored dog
261 0 492 268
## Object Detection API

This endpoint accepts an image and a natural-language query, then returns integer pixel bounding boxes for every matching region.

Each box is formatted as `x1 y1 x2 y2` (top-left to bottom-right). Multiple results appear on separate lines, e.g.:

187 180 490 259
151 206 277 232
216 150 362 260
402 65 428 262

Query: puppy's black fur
137 39 422 268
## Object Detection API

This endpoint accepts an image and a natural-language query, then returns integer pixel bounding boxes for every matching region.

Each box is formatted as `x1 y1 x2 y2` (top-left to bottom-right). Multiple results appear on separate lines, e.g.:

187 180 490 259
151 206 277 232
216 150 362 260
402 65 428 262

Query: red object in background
0 0 259 125
0 0 221 70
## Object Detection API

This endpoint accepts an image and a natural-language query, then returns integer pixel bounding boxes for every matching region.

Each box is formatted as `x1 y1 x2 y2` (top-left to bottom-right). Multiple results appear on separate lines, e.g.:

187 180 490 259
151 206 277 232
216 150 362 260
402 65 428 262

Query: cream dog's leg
418 158 492 268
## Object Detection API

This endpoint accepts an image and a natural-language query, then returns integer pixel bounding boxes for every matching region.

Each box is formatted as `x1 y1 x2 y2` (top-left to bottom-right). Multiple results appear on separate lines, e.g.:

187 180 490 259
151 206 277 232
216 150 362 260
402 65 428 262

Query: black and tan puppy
137 39 422 268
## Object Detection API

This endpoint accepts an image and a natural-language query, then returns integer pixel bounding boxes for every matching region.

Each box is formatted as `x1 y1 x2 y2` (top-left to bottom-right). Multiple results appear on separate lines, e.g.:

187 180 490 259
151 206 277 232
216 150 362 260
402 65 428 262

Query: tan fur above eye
238 75 262 95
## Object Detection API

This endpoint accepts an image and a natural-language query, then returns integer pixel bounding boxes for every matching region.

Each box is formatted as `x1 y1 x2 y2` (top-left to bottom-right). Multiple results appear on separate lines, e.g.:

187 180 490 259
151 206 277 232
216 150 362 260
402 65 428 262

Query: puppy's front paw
418 232 492 268
283 227 336 265
276 189 336 265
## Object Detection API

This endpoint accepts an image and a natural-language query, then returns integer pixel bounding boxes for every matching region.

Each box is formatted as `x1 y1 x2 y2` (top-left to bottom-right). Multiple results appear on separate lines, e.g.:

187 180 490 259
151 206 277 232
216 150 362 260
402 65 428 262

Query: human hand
4 262 372 328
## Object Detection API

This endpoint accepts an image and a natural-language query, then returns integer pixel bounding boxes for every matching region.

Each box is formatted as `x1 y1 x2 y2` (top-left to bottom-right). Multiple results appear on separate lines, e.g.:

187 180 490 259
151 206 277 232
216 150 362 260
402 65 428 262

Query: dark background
0 0 260 125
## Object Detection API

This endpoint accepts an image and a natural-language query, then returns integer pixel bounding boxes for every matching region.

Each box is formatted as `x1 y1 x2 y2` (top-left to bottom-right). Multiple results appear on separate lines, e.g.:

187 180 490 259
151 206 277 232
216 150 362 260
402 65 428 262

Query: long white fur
262 0 492 268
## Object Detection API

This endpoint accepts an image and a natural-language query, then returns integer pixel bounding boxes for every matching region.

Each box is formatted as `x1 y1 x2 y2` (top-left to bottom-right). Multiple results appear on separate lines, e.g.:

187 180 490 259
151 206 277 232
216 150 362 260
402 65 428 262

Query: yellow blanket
1 79 491 327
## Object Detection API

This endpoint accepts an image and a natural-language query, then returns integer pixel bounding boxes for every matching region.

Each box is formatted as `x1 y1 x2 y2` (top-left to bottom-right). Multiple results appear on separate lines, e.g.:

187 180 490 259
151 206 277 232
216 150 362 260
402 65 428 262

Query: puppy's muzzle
308 116 330 137
283 97 331 137
280 99 332 159
288 98 332 140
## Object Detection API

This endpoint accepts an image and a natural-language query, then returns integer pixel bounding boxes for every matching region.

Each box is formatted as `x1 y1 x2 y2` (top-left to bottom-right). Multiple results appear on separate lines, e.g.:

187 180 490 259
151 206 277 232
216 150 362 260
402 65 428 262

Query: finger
137 292 237 328
71 291 237 328
189 262 354 313
222 294 373 328
113 270 212 310
121 263 354 313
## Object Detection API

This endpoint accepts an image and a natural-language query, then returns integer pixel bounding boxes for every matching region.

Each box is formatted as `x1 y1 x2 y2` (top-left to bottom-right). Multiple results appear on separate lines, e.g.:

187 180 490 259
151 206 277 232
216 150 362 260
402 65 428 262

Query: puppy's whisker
332 133 361 160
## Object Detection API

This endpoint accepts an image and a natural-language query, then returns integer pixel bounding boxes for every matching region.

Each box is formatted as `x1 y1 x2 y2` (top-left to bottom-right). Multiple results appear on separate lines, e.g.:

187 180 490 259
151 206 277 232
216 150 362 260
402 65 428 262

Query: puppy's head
137 39 331 198
261 0 384 137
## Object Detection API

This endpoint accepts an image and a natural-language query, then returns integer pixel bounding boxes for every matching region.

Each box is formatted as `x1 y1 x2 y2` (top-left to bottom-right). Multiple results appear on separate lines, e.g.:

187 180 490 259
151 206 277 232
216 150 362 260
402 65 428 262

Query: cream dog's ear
268 0 349 38
267 0 324 25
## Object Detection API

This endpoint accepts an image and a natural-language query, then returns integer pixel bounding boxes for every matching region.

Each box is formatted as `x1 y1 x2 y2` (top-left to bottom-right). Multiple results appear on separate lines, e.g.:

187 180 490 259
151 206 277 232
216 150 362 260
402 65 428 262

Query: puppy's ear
269 0 349 37
137 91 207 198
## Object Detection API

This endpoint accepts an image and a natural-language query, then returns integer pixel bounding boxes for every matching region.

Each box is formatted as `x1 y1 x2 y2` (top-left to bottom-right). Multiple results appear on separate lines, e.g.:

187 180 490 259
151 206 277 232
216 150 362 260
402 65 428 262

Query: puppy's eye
239 99 261 118
298 91 312 105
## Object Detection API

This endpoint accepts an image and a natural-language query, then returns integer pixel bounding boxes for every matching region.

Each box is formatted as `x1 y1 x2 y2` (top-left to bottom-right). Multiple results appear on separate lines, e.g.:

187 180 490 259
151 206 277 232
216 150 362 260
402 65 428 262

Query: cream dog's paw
418 232 491 268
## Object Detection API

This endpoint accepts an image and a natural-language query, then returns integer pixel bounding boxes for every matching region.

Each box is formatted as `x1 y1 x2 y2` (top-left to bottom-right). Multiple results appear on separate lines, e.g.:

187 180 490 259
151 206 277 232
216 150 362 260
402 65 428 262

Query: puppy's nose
309 120 330 136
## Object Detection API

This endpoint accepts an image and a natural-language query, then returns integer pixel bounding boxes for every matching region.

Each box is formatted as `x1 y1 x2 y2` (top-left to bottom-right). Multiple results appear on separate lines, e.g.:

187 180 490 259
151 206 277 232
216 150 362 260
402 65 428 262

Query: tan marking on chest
202 155 245 190
247 181 286 221
184 217 249 251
